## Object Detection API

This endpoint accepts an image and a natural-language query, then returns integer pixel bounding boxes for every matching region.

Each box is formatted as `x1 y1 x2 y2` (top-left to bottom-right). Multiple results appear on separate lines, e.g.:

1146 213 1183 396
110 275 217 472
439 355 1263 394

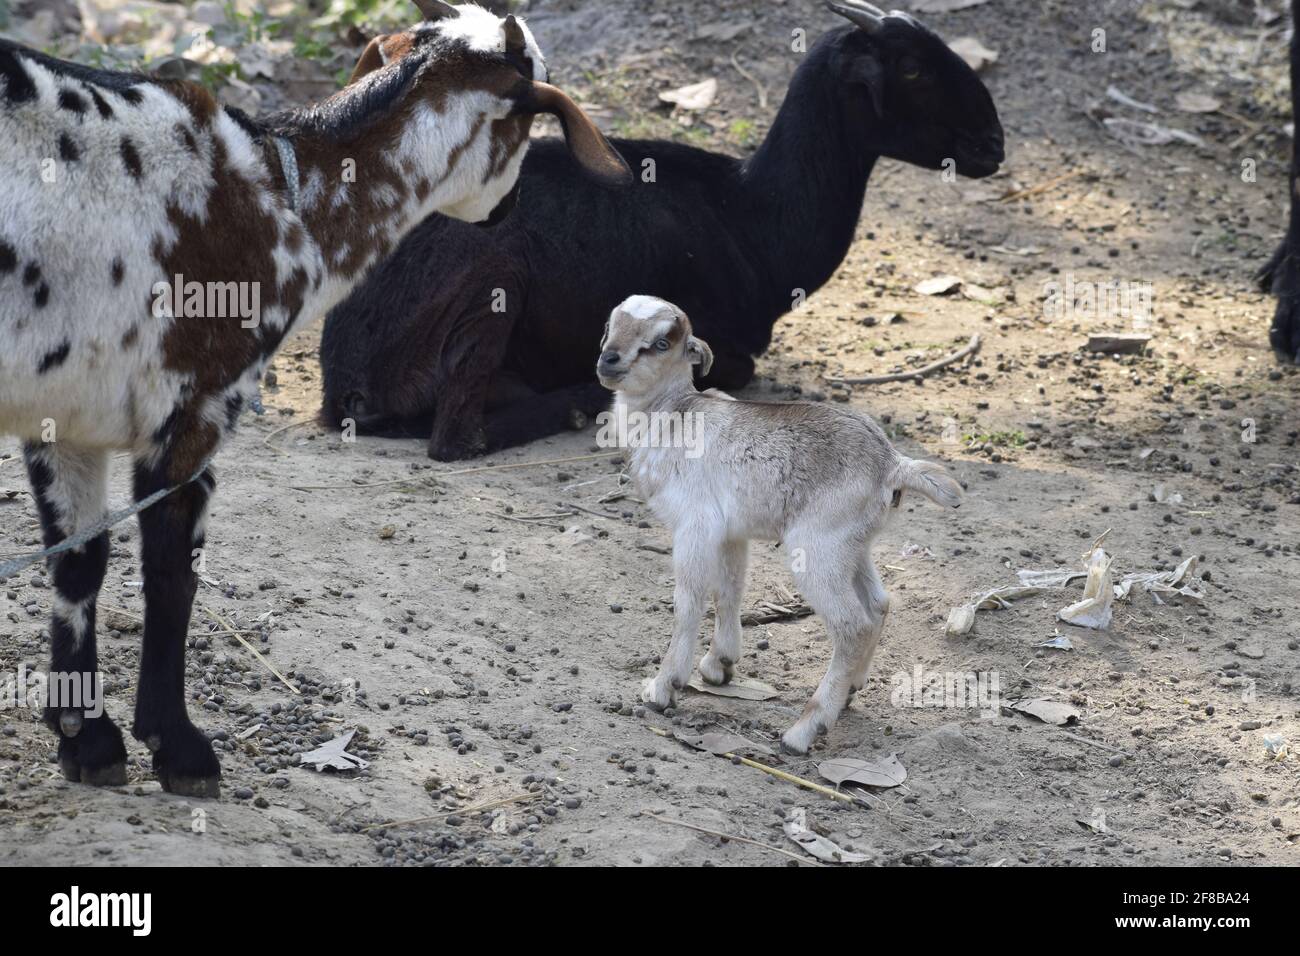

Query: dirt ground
2 0 1299 866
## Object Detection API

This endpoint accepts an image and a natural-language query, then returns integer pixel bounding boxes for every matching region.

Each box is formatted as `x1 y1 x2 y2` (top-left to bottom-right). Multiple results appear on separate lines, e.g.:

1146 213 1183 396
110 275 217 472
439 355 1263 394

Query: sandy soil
1 0 1298 866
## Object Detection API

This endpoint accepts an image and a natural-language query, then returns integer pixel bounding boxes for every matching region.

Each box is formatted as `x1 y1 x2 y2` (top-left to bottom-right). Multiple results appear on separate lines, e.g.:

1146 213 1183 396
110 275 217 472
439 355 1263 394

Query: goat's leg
482 381 610 453
848 558 891 699
130 458 221 798
641 534 715 710
782 538 872 755
1263 0 1300 362
699 539 748 686
24 444 126 786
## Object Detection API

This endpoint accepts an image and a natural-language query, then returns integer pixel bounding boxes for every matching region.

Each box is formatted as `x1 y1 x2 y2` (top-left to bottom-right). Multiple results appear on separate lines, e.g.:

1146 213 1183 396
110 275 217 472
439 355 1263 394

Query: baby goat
0 0 627 797
597 295 962 754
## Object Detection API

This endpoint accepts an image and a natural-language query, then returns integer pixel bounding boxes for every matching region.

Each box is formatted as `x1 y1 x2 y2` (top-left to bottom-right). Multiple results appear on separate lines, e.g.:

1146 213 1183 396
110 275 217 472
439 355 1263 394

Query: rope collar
271 135 300 213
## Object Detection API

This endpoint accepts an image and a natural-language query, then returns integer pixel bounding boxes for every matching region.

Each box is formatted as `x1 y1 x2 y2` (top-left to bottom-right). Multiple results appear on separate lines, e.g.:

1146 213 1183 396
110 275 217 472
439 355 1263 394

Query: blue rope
0 460 211 581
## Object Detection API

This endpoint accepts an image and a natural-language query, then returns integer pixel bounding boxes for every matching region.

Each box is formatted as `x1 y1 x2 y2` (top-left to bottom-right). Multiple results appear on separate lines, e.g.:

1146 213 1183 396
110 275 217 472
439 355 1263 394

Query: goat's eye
900 56 922 81
654 338 670 352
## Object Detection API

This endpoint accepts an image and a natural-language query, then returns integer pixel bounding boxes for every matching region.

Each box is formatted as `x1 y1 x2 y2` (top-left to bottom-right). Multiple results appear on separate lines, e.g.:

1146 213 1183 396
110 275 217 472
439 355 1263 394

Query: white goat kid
597 295 963 754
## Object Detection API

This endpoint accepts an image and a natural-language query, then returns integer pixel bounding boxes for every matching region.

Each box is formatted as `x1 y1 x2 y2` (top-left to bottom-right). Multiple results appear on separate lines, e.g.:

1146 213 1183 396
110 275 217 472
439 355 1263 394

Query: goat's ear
518 83 632 187
841 51 886 118
348 36 388 84
413 0 458 21
687 336 714 377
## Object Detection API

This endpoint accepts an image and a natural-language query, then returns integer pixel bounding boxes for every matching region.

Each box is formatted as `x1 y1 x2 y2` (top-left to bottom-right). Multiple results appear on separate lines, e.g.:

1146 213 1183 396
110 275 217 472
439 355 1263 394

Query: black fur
119 137 143 179
0 240 15 274
58 132 79 162
38 341 69 372
321 22 1004 460
1258 0 1300 362
57 88 87 114
0 41 36 103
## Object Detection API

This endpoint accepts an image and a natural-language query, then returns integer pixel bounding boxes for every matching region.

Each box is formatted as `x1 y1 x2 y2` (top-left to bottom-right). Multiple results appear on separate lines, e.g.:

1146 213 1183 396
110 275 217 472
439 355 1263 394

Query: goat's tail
890 457 963 509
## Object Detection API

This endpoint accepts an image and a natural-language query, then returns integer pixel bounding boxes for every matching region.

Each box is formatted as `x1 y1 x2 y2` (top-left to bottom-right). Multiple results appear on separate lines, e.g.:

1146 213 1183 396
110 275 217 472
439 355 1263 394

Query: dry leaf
948 37 998 72
673 728 774 757
1010 699 1081 726
378 524 397 539
915 275 963 296
659 78 717 111
817 753 907 789
783 808 870 863
686 674 779 700
298 729 369 772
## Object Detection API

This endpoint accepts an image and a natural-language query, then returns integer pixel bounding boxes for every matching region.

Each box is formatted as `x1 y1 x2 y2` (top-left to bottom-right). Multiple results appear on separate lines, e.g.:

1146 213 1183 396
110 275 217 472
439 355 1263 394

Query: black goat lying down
1259 0 1300 362
321 1 1006 460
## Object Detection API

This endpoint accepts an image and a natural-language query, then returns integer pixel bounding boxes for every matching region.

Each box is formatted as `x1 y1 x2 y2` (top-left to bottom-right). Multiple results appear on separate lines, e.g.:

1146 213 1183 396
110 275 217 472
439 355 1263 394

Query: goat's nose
600 350 621 366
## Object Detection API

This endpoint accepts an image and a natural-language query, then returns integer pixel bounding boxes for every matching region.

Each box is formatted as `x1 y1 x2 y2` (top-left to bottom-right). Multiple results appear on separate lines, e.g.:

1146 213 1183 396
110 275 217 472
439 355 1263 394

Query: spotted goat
0 0 629 797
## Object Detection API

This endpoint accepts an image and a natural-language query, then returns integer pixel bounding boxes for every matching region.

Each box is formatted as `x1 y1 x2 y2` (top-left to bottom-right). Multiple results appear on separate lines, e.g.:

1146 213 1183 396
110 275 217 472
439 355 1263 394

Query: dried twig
647 725 863 807
996 169 1088 203
198 604 299 696
262 419 310 455
730 49 768 109
640 810 819 865
362 792 540 832
826 334 981 385
740 601 814 626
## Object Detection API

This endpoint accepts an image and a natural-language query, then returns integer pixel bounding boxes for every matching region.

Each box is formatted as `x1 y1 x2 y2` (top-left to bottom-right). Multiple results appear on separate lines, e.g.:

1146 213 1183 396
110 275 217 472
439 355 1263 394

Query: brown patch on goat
485 114 530 183
156 138 297 394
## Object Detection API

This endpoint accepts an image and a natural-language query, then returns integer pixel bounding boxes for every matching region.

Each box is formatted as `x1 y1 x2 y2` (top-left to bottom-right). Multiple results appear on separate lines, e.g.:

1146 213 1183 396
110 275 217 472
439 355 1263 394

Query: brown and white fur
597 295 962 754
0 0 628 797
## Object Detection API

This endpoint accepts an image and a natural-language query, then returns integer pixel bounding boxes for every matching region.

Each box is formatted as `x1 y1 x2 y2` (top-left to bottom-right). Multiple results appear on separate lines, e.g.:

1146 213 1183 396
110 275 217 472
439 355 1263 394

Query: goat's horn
823 0 886 33
413 0 459 21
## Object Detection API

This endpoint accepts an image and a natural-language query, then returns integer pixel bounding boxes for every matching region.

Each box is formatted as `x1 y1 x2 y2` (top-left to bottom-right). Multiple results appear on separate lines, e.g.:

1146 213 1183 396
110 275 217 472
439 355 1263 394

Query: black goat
1259 0 1300 362
321 0 1005 461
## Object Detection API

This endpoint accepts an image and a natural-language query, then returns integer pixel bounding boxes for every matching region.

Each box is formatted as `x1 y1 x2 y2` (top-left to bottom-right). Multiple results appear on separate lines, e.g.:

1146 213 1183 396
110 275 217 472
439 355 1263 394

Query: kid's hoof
639 677 675 711
697 652 734 687
567 408 588 430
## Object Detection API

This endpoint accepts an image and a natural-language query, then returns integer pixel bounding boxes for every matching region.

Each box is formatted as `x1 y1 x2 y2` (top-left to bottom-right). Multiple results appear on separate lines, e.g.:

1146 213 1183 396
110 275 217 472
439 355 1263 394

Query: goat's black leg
130 459 220 798
481 381 611 453
23 444 126 786
1263 3 1300 363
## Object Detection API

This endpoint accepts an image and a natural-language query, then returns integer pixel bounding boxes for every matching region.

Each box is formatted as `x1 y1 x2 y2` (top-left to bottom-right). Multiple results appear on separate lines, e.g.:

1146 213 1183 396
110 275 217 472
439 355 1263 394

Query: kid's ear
687 336 714 376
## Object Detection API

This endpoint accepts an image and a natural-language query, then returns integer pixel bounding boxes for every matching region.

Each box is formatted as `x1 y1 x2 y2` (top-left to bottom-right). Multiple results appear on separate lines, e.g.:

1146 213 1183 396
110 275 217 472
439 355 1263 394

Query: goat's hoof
1270 304 1300 364
159 772 221 799
779 735 811 757
639 677 675 711
52 715 128 786
698 652 734 686
58 710 83 738
428 428 488 462
136 719 221 799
